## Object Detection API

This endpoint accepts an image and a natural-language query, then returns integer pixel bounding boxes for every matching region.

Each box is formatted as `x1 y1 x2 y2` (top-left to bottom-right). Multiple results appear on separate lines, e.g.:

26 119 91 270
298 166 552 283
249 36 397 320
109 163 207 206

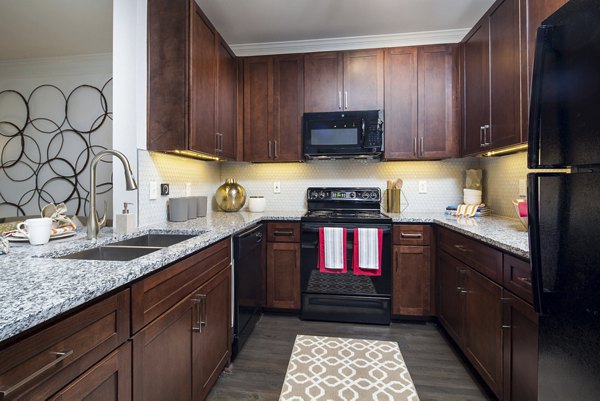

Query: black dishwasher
232 224 265 359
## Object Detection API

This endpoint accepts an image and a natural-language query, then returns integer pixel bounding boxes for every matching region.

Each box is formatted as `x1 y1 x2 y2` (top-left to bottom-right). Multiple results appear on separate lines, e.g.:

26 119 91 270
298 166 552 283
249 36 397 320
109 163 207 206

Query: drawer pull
199 294 207 329
516 276 532 285
501 325 511 329
0 349 74 398
273 230 294 237
454 244 470 253
400 233 422 239
192 295 203 333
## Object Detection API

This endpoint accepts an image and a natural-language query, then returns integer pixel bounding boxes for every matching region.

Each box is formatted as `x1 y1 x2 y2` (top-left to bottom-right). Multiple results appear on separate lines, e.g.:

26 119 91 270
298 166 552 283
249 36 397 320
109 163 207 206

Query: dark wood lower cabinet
193 267 232 401
463 267 503 397
133 266 231 401
266 242 300 309
49 342 131 401
502 290 538 401
392 245 433 316
437 250 465 343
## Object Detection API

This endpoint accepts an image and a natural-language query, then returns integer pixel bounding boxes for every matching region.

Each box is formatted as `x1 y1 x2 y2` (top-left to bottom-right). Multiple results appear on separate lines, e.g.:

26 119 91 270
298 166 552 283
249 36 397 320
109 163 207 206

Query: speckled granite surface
388 212 530 258
0 210 527 344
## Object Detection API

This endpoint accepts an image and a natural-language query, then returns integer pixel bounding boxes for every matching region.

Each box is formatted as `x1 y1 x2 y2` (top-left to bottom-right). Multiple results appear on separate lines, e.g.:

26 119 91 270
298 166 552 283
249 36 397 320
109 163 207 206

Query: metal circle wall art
0 78 113 218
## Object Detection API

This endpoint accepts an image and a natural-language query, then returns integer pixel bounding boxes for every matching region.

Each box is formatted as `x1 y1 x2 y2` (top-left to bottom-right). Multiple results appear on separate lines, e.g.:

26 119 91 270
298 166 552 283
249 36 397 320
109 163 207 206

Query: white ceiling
0 0 112 61
196 0 495 54
0 0 495 61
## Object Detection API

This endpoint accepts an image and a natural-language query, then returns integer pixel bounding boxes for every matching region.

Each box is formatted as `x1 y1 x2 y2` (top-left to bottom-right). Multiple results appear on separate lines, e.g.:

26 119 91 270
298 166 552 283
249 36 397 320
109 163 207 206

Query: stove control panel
307 188 381 202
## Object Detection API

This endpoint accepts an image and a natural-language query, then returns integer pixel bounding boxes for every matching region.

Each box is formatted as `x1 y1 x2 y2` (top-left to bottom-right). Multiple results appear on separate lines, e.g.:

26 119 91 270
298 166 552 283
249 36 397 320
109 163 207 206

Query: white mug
16 217 53 245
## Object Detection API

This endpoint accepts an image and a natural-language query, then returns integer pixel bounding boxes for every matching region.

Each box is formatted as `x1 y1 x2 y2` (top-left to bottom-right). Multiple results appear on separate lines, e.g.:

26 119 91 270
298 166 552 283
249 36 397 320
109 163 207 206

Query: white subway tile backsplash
137 150 221 227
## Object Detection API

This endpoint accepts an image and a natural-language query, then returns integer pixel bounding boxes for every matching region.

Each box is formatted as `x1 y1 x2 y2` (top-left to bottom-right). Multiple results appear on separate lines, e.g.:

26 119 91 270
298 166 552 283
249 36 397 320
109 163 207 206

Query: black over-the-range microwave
303 110 384 160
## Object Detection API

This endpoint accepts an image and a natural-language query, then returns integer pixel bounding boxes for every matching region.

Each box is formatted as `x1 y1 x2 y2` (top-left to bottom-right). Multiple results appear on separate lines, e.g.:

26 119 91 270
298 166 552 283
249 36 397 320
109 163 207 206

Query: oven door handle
301 226 391 234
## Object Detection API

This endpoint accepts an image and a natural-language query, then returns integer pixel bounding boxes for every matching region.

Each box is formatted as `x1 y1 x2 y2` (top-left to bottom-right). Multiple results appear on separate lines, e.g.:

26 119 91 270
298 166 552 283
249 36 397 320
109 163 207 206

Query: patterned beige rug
279 335 420 401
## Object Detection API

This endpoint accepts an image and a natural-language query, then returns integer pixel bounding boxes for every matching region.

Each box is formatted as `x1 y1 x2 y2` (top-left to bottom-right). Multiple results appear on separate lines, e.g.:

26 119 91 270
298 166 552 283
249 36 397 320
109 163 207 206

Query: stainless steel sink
57 233 202 261
58 246 162 261
108 233 198 247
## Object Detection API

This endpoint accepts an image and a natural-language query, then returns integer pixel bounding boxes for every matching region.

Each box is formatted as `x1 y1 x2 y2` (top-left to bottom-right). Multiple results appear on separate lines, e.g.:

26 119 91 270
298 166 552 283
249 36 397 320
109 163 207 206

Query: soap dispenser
115 202 136 234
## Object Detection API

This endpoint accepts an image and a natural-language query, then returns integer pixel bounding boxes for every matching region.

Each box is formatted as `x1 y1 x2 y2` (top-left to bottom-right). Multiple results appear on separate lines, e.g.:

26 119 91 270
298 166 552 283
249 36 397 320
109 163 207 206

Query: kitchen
1 0 599 400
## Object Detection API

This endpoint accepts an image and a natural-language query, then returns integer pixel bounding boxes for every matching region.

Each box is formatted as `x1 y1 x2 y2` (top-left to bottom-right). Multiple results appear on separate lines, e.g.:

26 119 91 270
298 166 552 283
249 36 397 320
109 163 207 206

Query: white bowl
248 196 266 213
512 200 528 229
463 188 482 196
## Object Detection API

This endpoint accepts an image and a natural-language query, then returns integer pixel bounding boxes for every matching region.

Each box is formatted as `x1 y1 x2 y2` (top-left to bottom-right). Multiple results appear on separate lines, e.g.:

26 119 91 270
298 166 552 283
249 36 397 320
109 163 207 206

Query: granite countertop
0 210 528 345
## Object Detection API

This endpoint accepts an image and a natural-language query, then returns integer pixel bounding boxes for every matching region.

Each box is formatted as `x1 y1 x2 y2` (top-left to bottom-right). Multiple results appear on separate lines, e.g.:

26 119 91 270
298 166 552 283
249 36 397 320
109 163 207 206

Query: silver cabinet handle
480 126 485 147
338 91 342 110
274 140 279 159
199 294 207 329
484 124 491 146
419 137 424 156
192 295 202 332
401 233 422 238
0 349 74 398
268 140 272 159
413 138 417 156
344 91 348 110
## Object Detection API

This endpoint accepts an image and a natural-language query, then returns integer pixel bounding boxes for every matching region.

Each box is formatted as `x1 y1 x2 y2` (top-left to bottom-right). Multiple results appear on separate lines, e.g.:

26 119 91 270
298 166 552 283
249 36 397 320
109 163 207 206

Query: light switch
273 181 281 194
149 181 158 200
418 180 427 194
185 183 192 196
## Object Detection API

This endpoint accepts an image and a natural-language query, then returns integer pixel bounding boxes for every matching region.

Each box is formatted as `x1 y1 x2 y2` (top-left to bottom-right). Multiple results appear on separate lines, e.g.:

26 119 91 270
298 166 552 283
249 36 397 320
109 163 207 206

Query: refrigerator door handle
528 172 545 314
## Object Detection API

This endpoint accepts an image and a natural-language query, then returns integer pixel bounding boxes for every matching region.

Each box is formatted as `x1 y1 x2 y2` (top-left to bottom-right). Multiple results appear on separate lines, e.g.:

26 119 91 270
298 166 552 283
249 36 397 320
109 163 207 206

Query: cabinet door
437 251 465 344
132 292 195 401
193 267 231 401
190 2 217 155
418 45 459 159
273 54 304 161
520 0 568 139
384 47 418 160
502 290 538 401
267 242 301 309
488 0 522 150
304 52 343 112
393 245 432 316
343 49 384 111
463 19 490 156
49 342 131 401
216 38 237 160
463 268 503 398
243 57 272 161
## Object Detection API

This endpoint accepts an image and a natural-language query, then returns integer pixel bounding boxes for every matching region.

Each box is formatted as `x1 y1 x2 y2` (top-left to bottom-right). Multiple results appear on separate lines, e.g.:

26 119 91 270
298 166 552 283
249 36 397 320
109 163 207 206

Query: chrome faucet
87 149 138 239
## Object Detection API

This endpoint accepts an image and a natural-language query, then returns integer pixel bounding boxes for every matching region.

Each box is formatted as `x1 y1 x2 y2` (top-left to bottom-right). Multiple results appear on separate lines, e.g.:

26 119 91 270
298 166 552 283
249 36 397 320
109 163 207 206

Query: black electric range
300 187 392 325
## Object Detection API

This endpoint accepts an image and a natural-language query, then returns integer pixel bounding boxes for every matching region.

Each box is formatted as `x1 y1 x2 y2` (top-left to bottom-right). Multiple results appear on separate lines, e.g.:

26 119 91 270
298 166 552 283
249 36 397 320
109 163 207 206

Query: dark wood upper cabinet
383 47 418 159
462 0 567 156
385 45 458 160
148 0 237 160
243 54 303 162
304 49 383 112
463 0 522 155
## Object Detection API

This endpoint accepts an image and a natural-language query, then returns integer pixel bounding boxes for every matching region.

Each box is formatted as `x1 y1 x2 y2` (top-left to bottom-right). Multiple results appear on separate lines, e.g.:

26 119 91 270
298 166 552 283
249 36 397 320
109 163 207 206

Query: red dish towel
353 228 383 277
319 227 347 274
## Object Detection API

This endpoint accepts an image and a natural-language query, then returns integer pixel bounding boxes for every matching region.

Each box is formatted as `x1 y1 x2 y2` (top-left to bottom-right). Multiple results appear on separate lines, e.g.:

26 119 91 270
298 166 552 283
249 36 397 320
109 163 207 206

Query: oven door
300 222 391 324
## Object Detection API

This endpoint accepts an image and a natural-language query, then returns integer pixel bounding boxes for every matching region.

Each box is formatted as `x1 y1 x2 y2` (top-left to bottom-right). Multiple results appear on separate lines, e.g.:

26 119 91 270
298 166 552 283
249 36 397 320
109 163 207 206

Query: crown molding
230 28 470 57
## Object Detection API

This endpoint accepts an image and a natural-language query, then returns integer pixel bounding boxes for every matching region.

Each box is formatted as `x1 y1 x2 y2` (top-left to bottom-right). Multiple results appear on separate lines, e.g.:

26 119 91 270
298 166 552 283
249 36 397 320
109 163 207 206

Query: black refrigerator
528 0 600 399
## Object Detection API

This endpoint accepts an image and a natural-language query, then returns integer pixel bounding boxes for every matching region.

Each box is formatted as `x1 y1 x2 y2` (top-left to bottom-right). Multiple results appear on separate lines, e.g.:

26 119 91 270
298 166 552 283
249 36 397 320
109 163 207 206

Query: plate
6 231 77 242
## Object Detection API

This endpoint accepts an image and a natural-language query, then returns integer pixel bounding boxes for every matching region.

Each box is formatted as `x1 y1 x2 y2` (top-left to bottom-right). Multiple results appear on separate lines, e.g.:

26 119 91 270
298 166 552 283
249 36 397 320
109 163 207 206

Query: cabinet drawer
131 238 231 333
393 225 431 245
267 222 300 242
503 254 532 304
438 227 502 283
0 289 130 401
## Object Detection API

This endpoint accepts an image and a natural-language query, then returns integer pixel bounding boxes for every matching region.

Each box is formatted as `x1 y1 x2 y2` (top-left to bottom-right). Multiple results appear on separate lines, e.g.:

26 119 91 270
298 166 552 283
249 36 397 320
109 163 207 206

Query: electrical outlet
149 181 158 200
519 179 527 197
185 183 192 196
418 180 428 194
273 181 281 194
160 183 170 196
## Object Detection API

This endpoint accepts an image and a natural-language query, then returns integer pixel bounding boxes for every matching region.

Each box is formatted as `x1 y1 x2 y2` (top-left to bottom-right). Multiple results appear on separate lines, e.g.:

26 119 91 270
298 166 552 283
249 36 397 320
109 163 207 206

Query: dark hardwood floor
206 314 493 401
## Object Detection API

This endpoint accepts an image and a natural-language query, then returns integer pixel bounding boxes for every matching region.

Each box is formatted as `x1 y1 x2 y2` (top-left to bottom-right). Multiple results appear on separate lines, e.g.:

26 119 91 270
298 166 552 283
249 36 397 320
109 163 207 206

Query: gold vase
216 178 246 212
